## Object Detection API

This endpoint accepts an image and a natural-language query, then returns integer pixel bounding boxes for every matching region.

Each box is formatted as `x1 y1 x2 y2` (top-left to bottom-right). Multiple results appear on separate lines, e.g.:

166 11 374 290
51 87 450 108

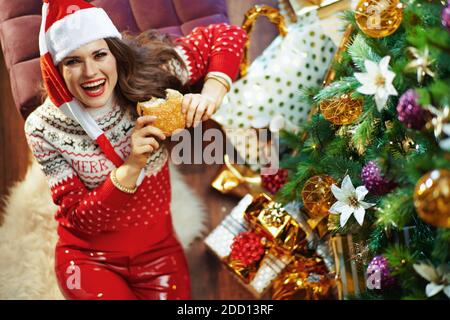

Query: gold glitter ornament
320 94 363 125
414 169 450 228
301 175 336 218
355 0 404 38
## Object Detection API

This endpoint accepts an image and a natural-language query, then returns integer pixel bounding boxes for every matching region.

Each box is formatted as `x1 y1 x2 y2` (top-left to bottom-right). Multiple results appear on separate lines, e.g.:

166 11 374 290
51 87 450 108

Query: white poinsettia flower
354 56 398 112
329 175 375 227
413 262 450 298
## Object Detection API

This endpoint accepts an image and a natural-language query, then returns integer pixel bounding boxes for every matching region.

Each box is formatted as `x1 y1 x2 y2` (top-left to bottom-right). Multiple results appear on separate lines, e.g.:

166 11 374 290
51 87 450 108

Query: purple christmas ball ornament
361 161 397 196
443 2 450 31
396 89 428 130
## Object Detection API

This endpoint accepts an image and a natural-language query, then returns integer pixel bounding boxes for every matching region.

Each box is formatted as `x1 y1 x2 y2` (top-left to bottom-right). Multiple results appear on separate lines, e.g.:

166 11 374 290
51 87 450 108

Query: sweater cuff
207 53 241 81
96 176 135 209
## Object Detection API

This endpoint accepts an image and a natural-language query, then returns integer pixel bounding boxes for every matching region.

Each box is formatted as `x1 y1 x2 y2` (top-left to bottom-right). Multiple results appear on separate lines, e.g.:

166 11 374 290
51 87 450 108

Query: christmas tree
278 0 450 299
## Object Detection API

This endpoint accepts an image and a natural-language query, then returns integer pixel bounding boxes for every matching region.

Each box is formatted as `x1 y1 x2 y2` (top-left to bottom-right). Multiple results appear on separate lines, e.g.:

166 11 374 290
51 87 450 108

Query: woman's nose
83 59 99 78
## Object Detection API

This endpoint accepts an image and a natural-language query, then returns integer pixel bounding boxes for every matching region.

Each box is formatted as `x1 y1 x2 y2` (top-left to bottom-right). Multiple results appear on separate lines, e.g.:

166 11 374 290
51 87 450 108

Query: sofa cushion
91 0 141 34
10 58 43 117
0 16 41 72
0 0 41 24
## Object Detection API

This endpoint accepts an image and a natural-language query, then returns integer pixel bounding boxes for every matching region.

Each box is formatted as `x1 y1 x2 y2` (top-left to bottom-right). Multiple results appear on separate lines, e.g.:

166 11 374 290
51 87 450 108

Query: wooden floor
176 153 259 300
172 120 271 300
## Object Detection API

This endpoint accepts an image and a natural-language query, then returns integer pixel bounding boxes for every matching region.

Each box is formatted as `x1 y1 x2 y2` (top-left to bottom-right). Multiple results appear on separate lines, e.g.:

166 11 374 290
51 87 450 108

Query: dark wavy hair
105 31 189 117
42 30 188 118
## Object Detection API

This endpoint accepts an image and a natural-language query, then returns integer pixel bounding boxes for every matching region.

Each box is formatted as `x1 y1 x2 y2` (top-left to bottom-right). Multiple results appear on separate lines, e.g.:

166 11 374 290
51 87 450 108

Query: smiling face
59 39 118 109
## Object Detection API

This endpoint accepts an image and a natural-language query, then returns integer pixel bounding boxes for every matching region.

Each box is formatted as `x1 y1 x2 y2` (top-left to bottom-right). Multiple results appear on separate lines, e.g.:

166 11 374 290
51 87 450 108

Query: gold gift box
245 193 308 252
329 234 368 299
272 254 336 300
204 193 308 298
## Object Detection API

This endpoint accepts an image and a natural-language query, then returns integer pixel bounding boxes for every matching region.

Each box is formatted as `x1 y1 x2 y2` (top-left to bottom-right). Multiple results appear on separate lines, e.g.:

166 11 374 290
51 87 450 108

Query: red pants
55 231 191 300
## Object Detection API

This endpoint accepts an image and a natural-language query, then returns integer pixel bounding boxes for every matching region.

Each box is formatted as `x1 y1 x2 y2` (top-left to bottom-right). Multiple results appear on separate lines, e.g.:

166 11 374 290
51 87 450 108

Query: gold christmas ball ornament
301 175 336 218
320 94 363 125
355 0 404 38
414 170 450 228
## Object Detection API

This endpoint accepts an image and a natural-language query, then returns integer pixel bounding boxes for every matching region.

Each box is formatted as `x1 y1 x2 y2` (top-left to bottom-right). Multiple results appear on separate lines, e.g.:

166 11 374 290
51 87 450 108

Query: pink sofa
0 0 229 118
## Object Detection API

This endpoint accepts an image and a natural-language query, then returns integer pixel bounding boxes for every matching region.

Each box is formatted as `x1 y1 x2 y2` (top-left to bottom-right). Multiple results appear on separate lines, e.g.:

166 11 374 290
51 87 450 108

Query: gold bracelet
204 75 231 92
207 74 231 92
110 168 138 194
206 73 231 85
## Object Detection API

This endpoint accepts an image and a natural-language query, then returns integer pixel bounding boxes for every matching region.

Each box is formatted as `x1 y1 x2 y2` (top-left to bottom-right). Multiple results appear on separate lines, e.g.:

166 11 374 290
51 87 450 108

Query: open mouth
80 79 107 97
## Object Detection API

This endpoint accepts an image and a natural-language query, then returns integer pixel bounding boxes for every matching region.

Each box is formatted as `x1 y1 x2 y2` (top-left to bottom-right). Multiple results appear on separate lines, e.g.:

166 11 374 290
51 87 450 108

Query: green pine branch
375 188 415 229
347 34 381 70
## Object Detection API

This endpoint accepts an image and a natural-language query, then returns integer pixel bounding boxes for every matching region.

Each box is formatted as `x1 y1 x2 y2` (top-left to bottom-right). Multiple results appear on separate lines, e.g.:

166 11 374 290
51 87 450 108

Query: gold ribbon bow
211 154 265 197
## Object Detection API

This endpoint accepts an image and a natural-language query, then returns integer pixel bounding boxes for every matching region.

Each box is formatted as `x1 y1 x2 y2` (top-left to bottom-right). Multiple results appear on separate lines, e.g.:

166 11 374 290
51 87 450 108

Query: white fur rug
0 156 206 300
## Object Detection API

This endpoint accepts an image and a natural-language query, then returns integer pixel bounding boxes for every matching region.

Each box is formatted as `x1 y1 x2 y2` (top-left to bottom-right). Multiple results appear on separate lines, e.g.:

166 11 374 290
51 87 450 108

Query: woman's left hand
182 78 228 128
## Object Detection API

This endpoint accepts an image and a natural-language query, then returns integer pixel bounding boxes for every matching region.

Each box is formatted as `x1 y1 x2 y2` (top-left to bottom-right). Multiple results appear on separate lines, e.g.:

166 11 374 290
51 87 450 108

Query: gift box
204 193 309 298
329 234 369 299
272 253 336 300
328 226 418 299
204 195 253 260
211 5 336 171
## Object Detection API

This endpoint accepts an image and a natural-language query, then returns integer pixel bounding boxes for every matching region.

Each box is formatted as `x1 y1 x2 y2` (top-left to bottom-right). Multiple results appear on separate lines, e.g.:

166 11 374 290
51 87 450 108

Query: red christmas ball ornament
230 231 265 267
261 169 289 194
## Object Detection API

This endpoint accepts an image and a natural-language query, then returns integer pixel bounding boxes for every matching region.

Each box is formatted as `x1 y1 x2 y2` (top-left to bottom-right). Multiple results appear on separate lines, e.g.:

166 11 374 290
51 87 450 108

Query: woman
24 0 247 299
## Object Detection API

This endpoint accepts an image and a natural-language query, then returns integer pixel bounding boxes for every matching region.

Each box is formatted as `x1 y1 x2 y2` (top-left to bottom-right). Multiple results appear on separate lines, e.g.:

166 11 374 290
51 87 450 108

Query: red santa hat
39 1 134 169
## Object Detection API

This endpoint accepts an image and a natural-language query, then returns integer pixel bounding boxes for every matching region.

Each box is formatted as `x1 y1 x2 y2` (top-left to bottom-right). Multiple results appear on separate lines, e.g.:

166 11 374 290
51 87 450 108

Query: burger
136 89 186 136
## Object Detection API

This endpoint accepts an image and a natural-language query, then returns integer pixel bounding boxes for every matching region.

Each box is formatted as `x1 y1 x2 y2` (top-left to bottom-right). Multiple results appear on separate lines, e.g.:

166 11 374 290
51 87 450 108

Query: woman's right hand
125 115 166 170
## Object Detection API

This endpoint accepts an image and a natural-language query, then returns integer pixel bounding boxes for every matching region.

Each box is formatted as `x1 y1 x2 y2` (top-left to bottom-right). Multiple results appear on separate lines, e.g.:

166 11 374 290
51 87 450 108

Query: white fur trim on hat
46 7 122 65
39 2 49 55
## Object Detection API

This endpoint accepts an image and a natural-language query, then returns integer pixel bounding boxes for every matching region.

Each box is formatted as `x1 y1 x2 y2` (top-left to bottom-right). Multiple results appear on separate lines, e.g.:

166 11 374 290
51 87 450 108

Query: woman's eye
95 52 107 59
65 59 78 66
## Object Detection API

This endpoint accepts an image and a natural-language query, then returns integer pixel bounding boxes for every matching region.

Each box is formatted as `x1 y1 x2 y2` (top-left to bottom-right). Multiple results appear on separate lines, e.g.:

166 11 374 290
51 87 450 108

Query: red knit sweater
24 23 247 249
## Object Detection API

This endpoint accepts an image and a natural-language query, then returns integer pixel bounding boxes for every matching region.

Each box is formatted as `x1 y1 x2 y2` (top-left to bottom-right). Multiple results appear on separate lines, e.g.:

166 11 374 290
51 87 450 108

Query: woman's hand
125 115 166 170
182 77 228 127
